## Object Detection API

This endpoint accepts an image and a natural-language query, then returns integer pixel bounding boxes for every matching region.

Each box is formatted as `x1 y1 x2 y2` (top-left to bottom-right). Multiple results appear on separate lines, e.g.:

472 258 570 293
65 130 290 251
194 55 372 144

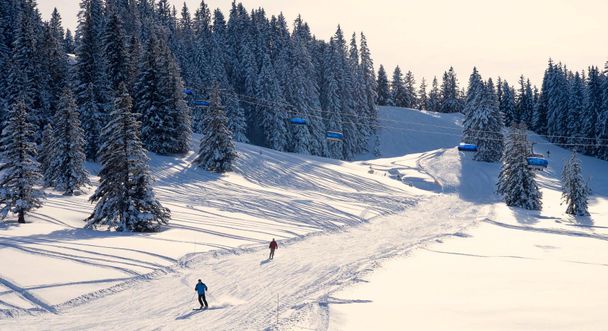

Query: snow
328 108 608 330
0 106 606 330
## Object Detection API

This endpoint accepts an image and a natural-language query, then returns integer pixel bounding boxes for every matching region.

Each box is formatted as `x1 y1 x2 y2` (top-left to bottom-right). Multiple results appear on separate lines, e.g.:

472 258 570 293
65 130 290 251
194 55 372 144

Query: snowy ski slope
329 109 608 330
1 106 606 330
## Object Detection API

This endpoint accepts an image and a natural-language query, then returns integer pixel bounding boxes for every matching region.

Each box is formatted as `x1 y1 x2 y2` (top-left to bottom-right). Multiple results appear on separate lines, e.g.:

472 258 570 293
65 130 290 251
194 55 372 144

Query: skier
194 279 208 309
269 238 278 260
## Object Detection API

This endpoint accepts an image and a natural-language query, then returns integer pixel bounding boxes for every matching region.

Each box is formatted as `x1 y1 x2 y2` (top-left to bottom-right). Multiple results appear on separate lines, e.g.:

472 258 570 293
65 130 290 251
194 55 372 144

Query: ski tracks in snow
1 194 488 330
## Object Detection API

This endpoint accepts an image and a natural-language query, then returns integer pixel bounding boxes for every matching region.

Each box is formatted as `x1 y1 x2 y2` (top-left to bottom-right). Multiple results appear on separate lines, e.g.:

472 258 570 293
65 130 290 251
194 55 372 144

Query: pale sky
38 0 608 87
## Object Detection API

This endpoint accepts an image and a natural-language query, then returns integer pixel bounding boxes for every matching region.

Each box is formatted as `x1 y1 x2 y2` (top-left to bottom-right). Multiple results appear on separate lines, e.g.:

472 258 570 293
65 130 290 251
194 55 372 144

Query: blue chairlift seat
527 157 548 170
290 117 307 125
193 100 210 106
326 131 344 141
458 143 478 152
183 89 194 95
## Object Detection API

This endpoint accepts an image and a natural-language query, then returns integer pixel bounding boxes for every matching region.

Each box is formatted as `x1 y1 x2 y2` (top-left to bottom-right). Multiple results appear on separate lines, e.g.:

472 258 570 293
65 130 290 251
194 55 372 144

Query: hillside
0 106 606 330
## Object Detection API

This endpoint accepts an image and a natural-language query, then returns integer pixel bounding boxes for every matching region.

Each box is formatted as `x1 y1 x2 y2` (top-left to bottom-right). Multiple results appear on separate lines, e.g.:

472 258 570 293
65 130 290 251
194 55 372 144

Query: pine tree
0 101 44 223
582 66 603 155
463 67 483 117
599 63 608 160
567 72 586 151
255 53 288 151
285 33 316 155
75 0 110 160
546 65 570 146
515 76 534 126
194 85 237 173
86 84 170 232
497 124 542 210
47 89 90 195
64 29 75 53
136 34 192 155
376 65 390 106
103 14 130 95
499 81 516 127
404 70 417 108
561 152 590 216
462 76 504 162
418 78 428 110
390 66 407 107
321 44 344 159
359 32 378 139
39 124 54 185
440 67 460 113
427 76 441 112
533 60 553 134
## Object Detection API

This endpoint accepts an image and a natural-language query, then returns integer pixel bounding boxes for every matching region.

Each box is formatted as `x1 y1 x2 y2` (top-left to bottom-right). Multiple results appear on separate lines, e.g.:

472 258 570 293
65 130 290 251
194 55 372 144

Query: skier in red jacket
269 239 278 260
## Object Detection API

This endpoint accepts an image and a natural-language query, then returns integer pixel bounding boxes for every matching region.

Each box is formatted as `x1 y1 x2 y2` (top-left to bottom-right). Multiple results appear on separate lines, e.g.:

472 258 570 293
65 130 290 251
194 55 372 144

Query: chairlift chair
458 143 478 152
289 117 307 125
326 131 344 141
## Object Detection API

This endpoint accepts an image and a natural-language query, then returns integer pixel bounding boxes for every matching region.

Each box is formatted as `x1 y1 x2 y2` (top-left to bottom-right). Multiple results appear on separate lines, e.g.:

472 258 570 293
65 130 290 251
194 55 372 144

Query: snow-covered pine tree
499 80 516 127
285 35 315 155
561 152 590 216
418 78 429 110
533 60 553 134
86 84 170 232
193 84 237 173
347 32 368 154
515 76 535 127
331 27 359 160
404 70 417 108
47 88 90 195
567 72 586 151
497 124 542 210
359 32 378 139
376 65 390 106
582 66 603 156
439 67 461 113
255 53 289 151
75 0 109 160
427 76 441 112
103 13 130 95
463 67 483 117
546 65 570 146
38 22 69 127
474 79 504 162
6 9 37 112
137 33 192 155
462 74 504 162
49 8 65 47
0 101 44 223
599 63 608 160
64 29 75 53
390 66 407 107
321 44 344 159
208 16 247 144
39 124 54 185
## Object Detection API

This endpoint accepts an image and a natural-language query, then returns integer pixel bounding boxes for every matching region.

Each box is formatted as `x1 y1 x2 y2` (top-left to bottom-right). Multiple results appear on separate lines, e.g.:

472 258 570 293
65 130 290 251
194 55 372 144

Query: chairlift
289 117 307 125
527 155 548 171
326 131 344 141
458 143 478 152
193 100 210 107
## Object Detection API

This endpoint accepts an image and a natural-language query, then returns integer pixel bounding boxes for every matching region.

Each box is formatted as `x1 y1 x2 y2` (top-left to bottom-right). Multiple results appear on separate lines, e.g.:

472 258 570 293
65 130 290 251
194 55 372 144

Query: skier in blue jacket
195 279 208 309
